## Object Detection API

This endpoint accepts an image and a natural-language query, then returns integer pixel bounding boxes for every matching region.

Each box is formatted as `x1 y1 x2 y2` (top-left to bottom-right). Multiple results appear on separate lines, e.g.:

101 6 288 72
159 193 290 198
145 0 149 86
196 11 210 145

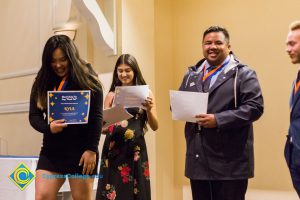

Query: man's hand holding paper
195 114 217 128
169 90 208 122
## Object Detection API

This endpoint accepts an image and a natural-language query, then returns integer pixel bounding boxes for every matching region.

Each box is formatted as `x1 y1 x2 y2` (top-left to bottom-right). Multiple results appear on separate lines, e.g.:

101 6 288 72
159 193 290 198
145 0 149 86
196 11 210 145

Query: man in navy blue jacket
285 21 300 198
179 26 264 200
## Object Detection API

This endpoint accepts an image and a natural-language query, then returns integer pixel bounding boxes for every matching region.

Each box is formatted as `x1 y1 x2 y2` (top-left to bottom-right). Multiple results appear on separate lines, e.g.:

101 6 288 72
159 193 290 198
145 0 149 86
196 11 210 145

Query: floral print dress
96 108 151 200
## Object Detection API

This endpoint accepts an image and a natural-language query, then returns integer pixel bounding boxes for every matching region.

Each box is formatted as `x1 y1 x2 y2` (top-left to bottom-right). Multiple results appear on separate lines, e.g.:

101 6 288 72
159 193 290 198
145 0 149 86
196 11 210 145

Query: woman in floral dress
96 54 158 200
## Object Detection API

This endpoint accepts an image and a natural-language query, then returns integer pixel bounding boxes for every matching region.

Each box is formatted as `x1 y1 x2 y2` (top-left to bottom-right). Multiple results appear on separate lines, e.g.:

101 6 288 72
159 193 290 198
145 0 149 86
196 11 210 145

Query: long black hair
31 34 102 109
109 54 147 92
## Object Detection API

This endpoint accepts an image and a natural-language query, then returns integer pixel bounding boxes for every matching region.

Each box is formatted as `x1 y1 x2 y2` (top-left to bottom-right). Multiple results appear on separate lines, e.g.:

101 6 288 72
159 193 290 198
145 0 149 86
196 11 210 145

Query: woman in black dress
96 54 158 200
29 35 103 200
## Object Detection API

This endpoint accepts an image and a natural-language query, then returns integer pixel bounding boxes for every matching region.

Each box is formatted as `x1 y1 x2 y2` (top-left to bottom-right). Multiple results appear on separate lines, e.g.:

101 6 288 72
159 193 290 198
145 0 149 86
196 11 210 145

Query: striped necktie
202 66 216 92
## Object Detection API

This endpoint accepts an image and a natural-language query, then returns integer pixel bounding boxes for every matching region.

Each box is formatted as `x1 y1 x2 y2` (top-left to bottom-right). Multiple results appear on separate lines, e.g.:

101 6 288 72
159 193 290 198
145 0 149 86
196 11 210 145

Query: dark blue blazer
285 81 300 169
289 82 300 150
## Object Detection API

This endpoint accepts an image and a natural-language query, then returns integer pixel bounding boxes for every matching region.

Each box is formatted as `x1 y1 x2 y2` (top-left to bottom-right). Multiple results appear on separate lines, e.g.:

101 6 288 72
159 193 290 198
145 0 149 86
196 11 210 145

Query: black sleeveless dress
96 108 151 200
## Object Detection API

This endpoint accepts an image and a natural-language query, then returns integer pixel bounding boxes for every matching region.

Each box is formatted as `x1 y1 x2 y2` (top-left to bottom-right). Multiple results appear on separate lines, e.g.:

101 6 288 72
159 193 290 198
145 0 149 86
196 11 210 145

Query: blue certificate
47 91 91 124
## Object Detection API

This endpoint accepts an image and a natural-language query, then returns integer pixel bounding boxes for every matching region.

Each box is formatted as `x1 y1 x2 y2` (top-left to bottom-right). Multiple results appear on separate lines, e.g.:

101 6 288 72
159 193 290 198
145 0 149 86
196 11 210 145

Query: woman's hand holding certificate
102 105 133 129
113 85 149 108
47 90 91 124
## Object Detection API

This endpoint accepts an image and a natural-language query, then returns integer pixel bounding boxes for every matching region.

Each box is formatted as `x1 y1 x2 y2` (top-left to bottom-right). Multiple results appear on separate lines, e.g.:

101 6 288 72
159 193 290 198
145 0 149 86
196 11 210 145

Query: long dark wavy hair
109 54 147 92
31 34 102 110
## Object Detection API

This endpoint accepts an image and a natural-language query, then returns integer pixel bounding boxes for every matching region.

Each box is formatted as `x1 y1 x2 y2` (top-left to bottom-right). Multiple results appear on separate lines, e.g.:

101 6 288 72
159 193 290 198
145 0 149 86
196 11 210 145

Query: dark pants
284 138 300 197
190 179 248 200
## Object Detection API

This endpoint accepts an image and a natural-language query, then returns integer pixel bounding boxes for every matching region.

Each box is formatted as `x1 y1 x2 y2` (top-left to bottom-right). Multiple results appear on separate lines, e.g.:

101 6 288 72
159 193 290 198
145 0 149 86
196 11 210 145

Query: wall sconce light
53 22 78 41
54 29 77 41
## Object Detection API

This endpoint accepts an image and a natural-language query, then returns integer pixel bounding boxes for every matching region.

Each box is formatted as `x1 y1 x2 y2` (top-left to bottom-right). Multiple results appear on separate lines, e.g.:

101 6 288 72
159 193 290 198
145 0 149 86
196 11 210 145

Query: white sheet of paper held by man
103 105 133 128
113 85 149 108
170 90 208 122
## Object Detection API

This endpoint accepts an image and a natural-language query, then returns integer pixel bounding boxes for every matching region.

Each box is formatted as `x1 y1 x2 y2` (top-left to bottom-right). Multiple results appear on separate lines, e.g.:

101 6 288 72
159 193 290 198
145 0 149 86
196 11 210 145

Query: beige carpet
246 189 298 200
183 186 299 200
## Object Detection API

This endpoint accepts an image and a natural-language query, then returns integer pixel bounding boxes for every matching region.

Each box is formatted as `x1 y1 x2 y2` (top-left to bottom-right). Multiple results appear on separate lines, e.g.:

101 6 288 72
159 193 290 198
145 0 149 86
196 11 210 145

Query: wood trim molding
0 68 38 80
0 101 29 114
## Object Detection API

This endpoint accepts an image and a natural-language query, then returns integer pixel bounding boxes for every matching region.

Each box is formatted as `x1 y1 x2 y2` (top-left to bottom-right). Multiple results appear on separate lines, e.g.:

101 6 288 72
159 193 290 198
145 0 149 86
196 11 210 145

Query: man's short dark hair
203 26 230 43
289 21 300 31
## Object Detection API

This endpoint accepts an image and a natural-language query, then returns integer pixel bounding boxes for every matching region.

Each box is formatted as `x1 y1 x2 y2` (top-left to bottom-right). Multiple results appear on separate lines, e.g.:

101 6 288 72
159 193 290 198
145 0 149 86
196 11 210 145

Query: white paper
170 90 208 122
103 105 133 128
113 85 149 108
